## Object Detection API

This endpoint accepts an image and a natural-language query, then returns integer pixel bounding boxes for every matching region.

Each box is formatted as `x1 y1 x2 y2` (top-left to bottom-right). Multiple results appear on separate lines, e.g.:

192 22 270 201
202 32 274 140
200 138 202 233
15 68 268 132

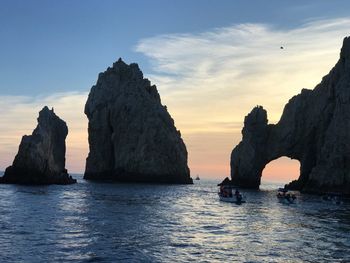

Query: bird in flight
280 46 284 49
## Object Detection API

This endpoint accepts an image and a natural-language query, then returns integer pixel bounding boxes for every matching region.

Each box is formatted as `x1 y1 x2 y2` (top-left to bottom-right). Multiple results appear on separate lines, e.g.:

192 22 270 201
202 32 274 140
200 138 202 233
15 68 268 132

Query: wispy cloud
1 18 349 179
136 17 350 178
136 18 350 127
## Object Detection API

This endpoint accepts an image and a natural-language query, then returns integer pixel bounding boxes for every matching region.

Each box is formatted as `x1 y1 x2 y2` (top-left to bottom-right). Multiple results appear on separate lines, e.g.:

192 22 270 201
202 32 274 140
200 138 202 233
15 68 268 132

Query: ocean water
0 174 349 263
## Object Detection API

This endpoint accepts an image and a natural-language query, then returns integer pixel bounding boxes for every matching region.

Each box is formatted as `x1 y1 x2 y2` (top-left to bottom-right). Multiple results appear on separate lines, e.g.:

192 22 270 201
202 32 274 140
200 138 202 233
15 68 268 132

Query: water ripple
0 176 349 262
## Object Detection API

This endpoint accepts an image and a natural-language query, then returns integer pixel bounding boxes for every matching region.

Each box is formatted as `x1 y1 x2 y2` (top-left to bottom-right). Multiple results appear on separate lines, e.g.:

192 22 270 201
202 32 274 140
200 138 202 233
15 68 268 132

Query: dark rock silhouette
0 106 76 185
84 58 192 184
231 37 350 195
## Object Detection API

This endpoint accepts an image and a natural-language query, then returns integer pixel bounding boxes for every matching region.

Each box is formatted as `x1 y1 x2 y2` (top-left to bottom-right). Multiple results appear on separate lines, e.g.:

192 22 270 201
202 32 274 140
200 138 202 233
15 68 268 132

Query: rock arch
230 37 350 194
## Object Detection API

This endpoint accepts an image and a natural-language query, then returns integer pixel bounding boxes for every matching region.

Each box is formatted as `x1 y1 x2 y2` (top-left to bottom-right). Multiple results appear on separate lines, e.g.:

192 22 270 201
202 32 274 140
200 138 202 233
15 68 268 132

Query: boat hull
218 194 246 204
277 196 296 204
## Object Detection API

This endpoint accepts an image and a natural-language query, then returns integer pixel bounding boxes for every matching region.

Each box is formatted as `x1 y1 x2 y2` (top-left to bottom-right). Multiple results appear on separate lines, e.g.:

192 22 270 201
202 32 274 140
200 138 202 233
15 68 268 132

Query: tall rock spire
84 58 192 184
1 106 76 185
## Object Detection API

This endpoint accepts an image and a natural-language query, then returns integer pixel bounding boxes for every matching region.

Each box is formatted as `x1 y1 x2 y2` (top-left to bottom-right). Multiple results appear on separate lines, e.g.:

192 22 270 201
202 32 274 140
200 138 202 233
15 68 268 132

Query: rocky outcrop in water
0 106 76 185
230 37 350 195
84 58 192 184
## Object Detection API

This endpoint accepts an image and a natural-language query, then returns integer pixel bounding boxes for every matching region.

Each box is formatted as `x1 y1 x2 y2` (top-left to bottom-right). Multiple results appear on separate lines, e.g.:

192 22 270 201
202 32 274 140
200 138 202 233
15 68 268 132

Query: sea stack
230 37 350 195
0 106 76 185
84 58 192 184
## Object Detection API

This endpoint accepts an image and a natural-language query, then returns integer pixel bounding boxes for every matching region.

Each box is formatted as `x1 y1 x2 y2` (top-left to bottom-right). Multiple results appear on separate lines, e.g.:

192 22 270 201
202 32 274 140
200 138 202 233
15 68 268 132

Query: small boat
195 175 200 180
277 188 296 204
218 192 246 204
218 184 246 204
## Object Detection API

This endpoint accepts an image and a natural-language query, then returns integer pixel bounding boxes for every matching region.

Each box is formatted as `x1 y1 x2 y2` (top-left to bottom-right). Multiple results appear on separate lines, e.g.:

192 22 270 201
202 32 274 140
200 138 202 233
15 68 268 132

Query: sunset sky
1 1 350 182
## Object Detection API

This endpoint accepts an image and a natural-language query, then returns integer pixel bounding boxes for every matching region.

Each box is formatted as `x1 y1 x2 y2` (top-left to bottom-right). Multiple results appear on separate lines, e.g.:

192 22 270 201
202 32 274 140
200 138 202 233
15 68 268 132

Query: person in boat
220 186 233 197
277 188 287 198
285 193 291 202
220 185 226 197
219 185 225 196
235 189 243 202
229 187 233 197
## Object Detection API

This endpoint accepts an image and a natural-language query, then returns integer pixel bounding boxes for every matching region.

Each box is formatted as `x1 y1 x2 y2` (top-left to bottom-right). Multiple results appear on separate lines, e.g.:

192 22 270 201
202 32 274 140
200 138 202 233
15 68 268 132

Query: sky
1 0 350 182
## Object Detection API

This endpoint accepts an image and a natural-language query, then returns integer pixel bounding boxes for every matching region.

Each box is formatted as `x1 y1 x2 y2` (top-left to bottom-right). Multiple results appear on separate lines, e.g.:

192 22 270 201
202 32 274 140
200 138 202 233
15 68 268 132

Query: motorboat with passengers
218 185 246 204
277 188 297 204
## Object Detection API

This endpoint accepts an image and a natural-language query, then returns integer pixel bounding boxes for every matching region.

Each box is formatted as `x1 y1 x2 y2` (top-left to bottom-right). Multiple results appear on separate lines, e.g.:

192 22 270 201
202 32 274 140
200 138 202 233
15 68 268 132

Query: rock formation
84 58 192 184
0 106 76 185
230 37 350 195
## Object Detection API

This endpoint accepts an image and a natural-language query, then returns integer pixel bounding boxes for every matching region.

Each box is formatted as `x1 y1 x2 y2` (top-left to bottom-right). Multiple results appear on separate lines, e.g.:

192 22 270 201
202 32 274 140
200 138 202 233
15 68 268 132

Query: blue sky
1 1 350 179
1 0 350 96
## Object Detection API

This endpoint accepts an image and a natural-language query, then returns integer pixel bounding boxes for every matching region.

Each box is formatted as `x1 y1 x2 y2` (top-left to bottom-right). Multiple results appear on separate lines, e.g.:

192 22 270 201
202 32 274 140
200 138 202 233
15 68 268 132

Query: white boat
218 193 246 204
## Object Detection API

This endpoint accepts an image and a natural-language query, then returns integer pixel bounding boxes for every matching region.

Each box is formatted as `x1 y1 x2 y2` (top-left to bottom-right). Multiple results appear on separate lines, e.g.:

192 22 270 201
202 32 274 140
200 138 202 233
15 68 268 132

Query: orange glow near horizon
262 157 300 183
183 131 237 180
1 19 348 182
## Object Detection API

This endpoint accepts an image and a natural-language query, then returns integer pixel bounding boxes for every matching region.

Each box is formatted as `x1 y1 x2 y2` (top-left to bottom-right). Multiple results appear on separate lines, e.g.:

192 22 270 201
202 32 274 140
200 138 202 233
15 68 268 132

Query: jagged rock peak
245 106 267 125
84 59 192 184
340 36 350 59
243 106 268 134
230 37 350 194
85 58 160 118
0 106 76 185
100 57 144 84
37 106 58 125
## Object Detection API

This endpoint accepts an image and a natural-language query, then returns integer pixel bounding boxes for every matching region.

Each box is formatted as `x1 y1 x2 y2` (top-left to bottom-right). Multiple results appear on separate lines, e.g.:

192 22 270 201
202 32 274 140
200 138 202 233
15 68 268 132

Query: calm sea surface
0 174 349 262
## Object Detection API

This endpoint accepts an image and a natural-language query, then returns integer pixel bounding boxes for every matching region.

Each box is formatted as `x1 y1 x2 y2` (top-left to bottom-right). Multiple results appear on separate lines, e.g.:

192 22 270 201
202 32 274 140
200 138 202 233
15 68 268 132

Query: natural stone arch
230 106 307 189
230 37 350 194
